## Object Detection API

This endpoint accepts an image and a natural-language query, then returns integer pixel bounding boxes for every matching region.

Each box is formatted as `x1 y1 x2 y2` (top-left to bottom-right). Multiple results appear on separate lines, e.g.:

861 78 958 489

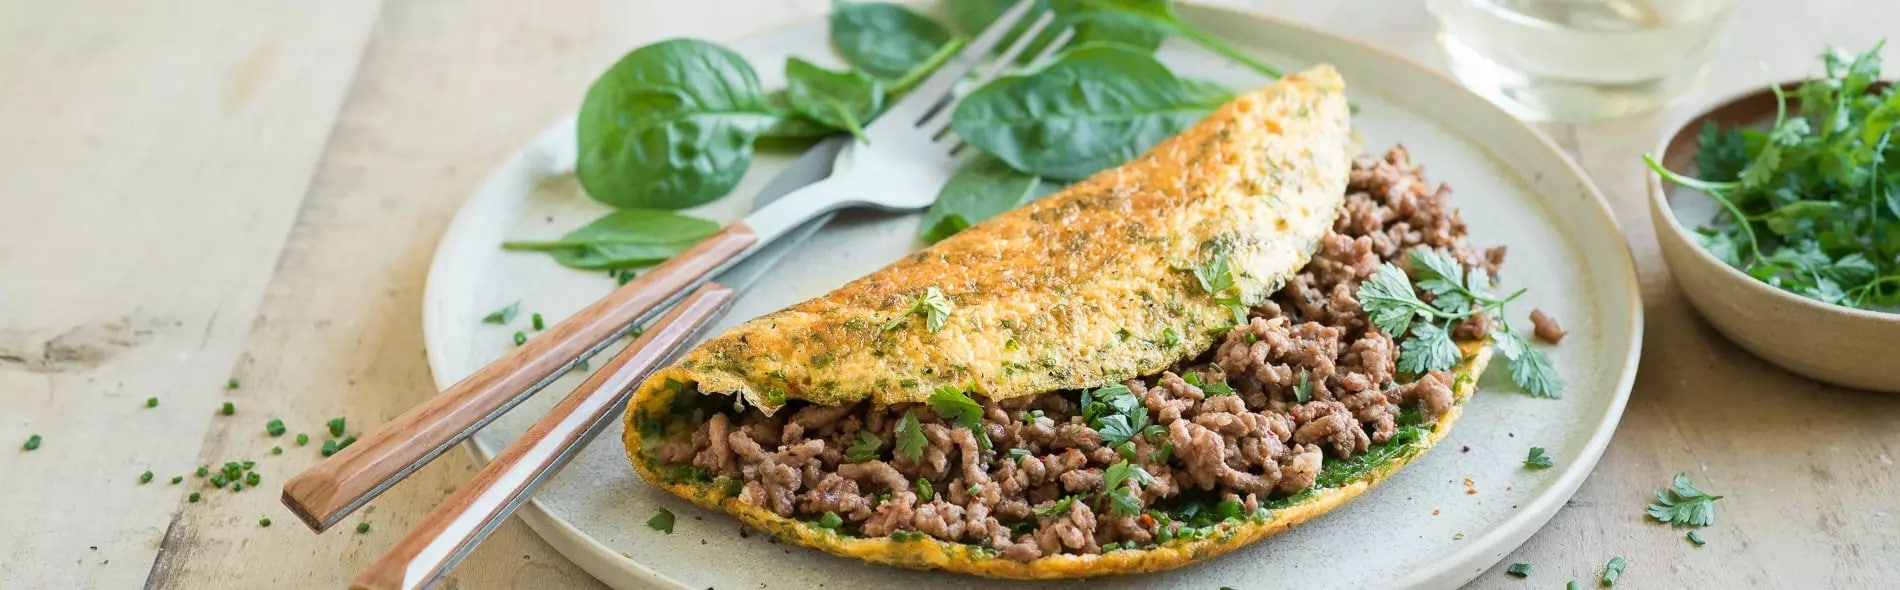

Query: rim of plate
420 4 1644 589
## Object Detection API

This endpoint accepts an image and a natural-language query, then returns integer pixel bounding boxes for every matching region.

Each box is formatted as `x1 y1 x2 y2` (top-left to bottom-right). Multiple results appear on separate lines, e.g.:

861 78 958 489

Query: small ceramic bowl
1648 82 1900 392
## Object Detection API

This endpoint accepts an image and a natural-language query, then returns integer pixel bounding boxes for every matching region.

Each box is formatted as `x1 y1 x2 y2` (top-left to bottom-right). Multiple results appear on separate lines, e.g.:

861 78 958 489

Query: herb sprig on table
1645 42 1900 311
1357 249 1563 398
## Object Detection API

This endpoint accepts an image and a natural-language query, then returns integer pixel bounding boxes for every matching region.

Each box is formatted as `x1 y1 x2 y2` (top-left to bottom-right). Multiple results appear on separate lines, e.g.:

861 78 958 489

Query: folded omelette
622 65 1493 578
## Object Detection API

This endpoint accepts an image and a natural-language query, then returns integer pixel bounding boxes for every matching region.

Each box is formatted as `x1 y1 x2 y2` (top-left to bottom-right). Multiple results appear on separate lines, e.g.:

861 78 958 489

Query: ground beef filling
655 146 1497 560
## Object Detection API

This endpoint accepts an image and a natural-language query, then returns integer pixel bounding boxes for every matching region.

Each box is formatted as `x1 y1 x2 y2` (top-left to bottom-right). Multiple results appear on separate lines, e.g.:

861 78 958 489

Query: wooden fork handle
282 223 755 532
351 283 735 590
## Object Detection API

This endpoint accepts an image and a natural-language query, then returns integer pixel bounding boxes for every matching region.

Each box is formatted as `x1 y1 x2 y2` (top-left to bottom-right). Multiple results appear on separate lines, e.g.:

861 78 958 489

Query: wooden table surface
2 1 1894 588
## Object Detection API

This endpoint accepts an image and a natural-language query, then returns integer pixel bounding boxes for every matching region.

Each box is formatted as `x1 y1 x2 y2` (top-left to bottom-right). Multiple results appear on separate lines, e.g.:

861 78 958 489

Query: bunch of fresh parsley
1645 42 1900 310
1357 249 1563 398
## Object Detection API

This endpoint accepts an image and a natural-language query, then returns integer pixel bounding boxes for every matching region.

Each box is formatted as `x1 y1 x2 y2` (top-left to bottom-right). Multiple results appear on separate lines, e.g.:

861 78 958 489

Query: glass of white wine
1426 0 1738 122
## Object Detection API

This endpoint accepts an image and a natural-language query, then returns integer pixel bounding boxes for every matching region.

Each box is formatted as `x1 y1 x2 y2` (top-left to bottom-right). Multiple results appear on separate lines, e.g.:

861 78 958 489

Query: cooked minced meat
654 146 1494 560
1529 309 1566 344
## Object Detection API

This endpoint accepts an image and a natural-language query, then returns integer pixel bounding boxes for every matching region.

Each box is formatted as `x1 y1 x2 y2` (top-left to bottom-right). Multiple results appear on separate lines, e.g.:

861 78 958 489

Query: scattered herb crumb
245 471 261 486
188 492 202 503
195 466 208 477
219 402 235 416
615 269 636 286
265 418 286 437
532 312 545 331
22 434 41 451
1647 473 1722 527
327 417 346 437
356 522 371 534
336 435 357 451
1524 446 1554 469
226 378 239 390
648 508 676 534
1687 530 1706 546
1601 556 1627 586
513 331 527 346
271 446 283 455
146 397 159 408
1568 582 1580 590
170 476 183 484
296 433 309 446
321 439 339 457
259 517 272 527
482 301 520 324
1506 563 1532 578
139 470 154 484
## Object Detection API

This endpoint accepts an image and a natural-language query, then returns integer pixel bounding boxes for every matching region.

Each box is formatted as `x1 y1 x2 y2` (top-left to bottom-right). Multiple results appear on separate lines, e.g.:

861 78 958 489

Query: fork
281 0 1072 533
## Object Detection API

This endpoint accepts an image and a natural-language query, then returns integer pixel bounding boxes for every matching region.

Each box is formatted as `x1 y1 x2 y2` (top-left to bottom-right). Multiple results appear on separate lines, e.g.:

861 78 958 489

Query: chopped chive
817 511 843 529
1601 556 1627 586
296 433 309 446
195 466 208 477
245 471 260 486
531 313 545 331
356 522 371 534
1101 542 1122 552
512 331 527 346
1568 583 1580 590
22 434 41 451
146 397 159 408
219 402 235 416
271 446 282 455
320 439 339 457
1687 531 1706 546
326 417 346 437
265 418 286 437
241 460 255 470
259 517 272 527
482 301 520 324
211 475 228 488
915 477 934 501
227 378 239 390
615 269 636 286
337 435 357 450
188 492 201 503
231 482 243 491
139 470 154 484
1506 563 1532 577
170 476 183 484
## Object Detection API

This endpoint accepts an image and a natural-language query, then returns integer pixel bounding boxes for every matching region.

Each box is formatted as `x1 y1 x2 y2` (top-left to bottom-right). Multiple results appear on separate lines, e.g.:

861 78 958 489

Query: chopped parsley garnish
326 417 346 437
845 429 883 463
1162 327 1181 347
1192 253 1249 326
265 418 286 437
1103 460 1156 517
1506 563 1532 578
1293 369 1314 403
1524 446 1554 469
531 312 545 331
1687 531 1706 546
320 439 339 457
146 397 158 408
647 508 675 533
226 378 239 390
22 434 40 451
926 386 990 448
513 331 527 346
817 511 843 529
219 402 235 416
1182 372 1234 396
1643 44 1900 310
245 471 261 486
886 287 954 332
295 433 309 446
915 477 934 501
258 517 271 527
1034 495 1080 516
139 470 154 484
1083 383 1150 447
1601 556 1627 586
893 411 926 461
1357 251 1562 397
195 466 208 477
482 301 520 324
356 522 372 534
1647 473 1722 527
188 492 201 503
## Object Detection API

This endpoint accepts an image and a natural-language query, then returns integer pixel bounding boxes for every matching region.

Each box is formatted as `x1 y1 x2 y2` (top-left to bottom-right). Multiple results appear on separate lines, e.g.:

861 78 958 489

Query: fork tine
869 0 1042 134
920 23 1071 138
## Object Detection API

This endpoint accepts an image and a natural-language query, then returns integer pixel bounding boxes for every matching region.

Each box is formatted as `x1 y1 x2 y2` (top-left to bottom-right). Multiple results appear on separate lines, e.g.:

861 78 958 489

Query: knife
283 137 851 532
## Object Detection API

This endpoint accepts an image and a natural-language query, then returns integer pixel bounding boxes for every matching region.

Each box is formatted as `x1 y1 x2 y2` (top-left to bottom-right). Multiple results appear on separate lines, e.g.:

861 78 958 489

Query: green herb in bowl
1644 43 1898 311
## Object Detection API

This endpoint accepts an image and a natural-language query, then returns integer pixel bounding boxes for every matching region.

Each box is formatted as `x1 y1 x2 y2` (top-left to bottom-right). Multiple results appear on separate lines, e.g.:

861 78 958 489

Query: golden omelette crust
667 65 1352 413
626 345 1488 579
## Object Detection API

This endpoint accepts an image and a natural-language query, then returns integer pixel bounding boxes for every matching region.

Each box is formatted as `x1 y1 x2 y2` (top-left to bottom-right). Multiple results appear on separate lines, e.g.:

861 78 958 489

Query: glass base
1439 34 1711 123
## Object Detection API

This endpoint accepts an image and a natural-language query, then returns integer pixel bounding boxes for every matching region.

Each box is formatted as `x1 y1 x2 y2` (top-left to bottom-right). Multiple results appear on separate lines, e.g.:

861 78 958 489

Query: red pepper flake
1139 514 1156 528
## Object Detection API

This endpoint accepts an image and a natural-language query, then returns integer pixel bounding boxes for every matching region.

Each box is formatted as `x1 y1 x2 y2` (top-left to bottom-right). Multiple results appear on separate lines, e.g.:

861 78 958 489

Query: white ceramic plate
422 6 1642 589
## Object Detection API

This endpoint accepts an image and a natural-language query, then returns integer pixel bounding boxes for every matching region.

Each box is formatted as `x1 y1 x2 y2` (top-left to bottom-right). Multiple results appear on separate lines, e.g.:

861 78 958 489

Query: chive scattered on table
227 378 239 390
296 433 309 446
357 522 371 534
513 331 527 346
139 470 154 484
22 434 41 451
146 397 159 408
259 517 272 527
271 446 282 455
532 313 545 331
321 439 339 457
220 402 235 416
170 476 183 485
188 492 201 503
266 418 286 437
196 466 209 477
326 417 346 437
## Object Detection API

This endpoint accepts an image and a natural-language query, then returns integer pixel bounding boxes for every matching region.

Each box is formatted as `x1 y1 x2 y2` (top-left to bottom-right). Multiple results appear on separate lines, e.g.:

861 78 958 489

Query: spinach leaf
947 0 1166 61
1080 0 1280 78
783 57 885 142
576 39 778 210
503 209 720 271
920 155 1042 243
950 43 1229 180
760 91 838 141
829 2 954 81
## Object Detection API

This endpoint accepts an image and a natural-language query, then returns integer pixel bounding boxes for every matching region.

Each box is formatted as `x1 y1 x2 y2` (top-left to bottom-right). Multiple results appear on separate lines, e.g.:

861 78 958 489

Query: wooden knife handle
282 223 755 531
350 283 735 590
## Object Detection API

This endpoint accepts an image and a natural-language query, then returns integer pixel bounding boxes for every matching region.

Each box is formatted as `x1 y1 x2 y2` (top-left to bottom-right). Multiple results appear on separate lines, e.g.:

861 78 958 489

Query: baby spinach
1080 0 1281 78
947 0 1166 61
828 2 955 81
783 57 886 142
576 39 779 210
760 91 838 141
503 209 720 271
920 155 1042 243
950 42 1231 180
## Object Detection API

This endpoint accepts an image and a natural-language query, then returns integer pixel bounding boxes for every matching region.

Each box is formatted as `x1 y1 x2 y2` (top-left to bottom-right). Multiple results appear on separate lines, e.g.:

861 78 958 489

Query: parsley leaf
886 287 954 332
1524 446 1553 469
1096 406 1150 447
1500 330 1563 398
1102 460 1155 517
646 508 675 534
1397 320 1460 373
1193 254 1250 326
893 411 927 462
482 301 520 324
845 429 883 463
1181 372 1235 396
1357 262 1429 336
1293 369 1314 402
1410 249 1473 312
1647 473 1722 528
927 385 990 448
